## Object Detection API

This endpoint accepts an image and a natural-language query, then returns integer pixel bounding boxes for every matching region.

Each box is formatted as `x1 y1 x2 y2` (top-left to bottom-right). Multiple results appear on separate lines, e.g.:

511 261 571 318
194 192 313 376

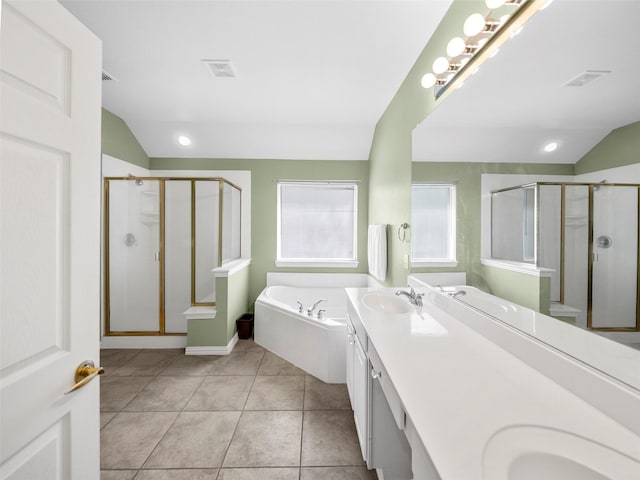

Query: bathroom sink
482 426 640 480
361 292 413 315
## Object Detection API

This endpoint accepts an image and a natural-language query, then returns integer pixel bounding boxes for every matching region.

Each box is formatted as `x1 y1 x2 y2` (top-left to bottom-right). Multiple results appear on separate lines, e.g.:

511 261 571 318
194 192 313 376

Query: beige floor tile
223 411 302 467
208 351 264 375
233 339 265 353
100 349 142 367
304 375 351 410
160 355 218 376
100 376 155 411
301 411 364 466
257 352 305 376
185 375 254 411
101 412 178 469
100 471 137 480
144 411 241 468
100 412 117 429
133 469 219 479
245 376 304 410
217 468 299 480
300 466 377 479
123 376 204 411
112 350 183 376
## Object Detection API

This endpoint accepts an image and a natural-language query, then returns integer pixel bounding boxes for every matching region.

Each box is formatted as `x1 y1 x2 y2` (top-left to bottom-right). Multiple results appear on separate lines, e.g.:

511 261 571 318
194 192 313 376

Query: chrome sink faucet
395 287 423 306
307 299 326 316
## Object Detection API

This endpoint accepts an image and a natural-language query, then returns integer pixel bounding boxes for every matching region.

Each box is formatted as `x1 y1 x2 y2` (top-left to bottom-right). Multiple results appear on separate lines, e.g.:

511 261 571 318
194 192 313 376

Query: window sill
411 260 458 268
275 260 359 268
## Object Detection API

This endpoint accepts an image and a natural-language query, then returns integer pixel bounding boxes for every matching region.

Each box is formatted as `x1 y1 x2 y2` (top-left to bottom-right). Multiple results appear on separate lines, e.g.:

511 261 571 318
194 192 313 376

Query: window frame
276 181 359 268
410 182 457 267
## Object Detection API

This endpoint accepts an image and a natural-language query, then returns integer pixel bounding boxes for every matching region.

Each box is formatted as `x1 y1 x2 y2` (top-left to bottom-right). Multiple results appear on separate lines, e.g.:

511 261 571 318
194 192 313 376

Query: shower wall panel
164 180 191 333
591 186 638 328
107 180 160 332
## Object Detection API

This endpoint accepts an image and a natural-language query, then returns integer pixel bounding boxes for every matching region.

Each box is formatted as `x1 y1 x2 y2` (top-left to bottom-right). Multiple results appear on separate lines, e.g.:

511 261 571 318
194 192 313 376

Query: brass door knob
65 360 105 394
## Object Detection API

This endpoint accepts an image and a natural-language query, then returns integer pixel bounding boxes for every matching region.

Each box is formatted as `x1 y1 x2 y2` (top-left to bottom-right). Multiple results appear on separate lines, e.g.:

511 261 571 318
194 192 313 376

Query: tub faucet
317 309 326 320
307 299 326 316
395 287 423 306
448 290 467 299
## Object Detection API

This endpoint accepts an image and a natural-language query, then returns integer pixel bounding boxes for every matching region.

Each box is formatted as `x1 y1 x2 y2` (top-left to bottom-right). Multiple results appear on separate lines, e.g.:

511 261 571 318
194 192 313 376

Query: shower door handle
154 251 160 262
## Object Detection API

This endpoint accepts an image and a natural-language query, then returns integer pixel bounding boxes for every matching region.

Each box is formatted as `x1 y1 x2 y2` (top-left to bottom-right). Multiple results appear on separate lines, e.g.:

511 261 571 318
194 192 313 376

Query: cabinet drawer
368 342 405 430
347 305 368 350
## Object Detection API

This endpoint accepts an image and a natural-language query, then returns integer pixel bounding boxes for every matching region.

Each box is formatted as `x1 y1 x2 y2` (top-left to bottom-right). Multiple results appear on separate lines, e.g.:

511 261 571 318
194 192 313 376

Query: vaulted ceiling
61 0 453 160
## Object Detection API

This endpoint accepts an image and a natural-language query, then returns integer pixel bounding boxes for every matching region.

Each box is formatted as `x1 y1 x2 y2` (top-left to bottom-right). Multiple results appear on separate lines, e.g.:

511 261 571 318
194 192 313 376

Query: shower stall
491 182 640 331
104 177 241 336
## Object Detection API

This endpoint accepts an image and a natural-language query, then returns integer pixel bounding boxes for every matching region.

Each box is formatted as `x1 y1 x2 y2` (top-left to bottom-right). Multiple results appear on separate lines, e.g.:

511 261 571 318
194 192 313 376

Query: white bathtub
254 286 347 383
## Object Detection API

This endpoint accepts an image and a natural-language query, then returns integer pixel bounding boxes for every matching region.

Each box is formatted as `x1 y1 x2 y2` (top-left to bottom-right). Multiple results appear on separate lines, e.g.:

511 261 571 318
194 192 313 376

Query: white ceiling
413 0 640 164
60 0 453 160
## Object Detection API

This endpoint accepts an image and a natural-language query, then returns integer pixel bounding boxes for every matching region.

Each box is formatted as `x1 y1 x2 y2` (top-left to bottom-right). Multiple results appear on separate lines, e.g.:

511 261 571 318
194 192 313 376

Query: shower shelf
140 212 160 224
565 215 587 227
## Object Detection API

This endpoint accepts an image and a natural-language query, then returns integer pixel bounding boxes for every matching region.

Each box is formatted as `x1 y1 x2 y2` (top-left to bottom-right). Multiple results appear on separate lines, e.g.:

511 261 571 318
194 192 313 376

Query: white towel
368 224 387 281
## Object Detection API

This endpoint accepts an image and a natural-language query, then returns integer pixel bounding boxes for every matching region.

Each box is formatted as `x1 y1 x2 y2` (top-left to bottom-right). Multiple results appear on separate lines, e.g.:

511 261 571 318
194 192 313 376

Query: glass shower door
107 179 161 333
590 185 638 329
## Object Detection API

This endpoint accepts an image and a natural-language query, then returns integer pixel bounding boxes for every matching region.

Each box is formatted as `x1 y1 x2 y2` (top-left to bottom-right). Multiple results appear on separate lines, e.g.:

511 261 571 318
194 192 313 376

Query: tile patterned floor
100 340 377 480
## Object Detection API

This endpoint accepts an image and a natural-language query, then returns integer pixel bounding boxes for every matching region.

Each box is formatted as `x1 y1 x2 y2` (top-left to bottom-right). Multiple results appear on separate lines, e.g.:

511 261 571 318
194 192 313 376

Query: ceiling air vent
102 70 116 81
202 59 237 78
564 70 611 87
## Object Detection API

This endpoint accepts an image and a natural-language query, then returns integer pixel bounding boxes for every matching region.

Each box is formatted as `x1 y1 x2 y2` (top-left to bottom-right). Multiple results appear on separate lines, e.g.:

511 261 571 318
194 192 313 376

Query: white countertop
346 288 640 479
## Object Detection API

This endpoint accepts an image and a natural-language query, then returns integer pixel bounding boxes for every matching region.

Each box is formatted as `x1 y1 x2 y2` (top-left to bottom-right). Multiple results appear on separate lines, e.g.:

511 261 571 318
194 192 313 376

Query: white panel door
0 1 102 479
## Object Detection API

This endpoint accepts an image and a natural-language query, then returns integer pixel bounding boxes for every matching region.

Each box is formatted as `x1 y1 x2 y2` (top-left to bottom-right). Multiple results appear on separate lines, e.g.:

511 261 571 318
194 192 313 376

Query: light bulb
177 135 192 146
543 141 558 153
485 0 506 8
446 37 466 57
421 73 436 89
464 13 486 37
432 57 450 75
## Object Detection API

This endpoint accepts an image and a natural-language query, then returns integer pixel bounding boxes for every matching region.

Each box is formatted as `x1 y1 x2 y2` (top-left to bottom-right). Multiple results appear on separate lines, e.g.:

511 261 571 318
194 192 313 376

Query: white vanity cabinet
346 314 369 461
346 311 413 478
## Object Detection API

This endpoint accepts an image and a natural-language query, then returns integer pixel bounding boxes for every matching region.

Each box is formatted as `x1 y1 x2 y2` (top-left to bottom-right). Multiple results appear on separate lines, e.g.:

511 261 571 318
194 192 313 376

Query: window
277 181 358 267
411 183 457 266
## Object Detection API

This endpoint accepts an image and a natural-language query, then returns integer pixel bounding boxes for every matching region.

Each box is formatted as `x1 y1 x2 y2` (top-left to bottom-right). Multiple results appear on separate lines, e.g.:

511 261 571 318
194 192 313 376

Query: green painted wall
187 317 226 348
575 121 640 175
151 157 369 304
185 265 250 347
102 108 149 169
368 0 489 287
225 266 250 343
482 264 550 314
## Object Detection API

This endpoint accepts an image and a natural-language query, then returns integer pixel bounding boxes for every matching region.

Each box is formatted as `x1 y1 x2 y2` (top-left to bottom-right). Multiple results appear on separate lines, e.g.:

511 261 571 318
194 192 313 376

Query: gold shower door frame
103 177 242 336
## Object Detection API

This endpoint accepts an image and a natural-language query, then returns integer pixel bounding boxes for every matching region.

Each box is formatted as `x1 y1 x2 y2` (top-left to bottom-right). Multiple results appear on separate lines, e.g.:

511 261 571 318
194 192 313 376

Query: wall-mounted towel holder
398 223 410 242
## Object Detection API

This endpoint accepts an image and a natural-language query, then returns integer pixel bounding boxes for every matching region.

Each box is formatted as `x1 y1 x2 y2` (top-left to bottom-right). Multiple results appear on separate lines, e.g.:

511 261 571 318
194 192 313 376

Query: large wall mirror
411 0 640 390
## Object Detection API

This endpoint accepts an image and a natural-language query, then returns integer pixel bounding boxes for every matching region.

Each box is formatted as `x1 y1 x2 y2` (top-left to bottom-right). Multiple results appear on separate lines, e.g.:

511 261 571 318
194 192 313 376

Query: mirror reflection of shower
491 182 640 337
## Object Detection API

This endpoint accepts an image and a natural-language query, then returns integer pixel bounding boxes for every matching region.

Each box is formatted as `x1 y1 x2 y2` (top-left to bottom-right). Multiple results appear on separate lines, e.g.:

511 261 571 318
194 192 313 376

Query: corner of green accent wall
575 121 640 175
102 108 150 169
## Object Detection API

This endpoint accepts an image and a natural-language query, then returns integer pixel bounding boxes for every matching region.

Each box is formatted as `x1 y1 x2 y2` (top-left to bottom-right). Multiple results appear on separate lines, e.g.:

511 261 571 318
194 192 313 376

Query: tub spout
307 299 326 316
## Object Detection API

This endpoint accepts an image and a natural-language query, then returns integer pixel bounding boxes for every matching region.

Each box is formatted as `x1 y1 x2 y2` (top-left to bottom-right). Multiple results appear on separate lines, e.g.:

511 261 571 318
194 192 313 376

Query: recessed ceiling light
177 135 192 146
543 141 558 153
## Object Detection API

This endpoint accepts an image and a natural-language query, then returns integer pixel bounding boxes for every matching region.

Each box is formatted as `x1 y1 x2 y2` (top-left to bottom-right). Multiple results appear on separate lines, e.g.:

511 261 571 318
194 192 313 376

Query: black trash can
236 313 255 339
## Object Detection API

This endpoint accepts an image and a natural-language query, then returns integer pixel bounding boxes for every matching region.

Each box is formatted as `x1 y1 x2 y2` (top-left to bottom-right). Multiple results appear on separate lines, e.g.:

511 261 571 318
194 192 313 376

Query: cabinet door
353 337 369 463
346 319 356 406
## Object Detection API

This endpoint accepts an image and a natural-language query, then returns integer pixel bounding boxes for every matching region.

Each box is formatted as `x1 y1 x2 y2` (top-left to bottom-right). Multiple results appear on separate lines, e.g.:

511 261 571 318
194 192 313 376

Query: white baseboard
185 333 238 355
101 335 187 349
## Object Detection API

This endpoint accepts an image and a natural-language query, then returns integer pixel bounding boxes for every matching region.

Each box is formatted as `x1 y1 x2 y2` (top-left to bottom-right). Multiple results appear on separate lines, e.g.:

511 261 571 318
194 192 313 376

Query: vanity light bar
423 0 552 100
